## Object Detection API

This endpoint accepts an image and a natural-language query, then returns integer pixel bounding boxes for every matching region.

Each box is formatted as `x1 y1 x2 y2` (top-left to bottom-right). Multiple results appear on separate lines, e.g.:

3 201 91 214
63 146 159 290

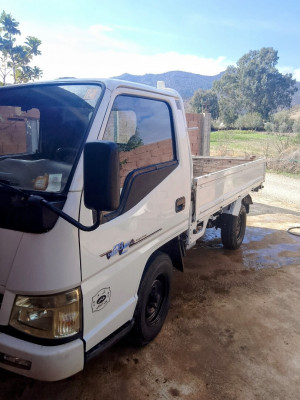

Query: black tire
221 204 247 249
131 252 173 346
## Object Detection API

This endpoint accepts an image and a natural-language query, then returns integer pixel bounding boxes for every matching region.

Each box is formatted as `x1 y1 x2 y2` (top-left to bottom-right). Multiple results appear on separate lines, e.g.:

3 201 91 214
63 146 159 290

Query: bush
234 113 264 130
279 122 289 133
271 110 294 133
268 146 300 174
264 121 273 132
211 119 227 131
293 118 300 134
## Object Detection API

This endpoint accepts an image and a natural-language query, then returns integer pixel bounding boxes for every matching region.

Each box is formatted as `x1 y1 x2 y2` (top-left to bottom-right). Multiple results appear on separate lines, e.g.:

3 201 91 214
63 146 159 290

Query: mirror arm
28 195 101 232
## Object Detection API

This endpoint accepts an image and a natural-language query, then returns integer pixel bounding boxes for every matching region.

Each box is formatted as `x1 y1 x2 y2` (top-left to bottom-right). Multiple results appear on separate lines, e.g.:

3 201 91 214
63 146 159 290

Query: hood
0 228 23 289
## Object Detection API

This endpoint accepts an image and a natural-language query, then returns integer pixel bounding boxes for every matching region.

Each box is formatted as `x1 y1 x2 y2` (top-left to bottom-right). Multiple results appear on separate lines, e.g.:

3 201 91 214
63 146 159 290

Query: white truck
0 79 265 381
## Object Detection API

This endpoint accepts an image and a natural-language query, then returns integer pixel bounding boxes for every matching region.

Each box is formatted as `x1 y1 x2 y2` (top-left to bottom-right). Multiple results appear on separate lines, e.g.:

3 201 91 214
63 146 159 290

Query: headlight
9 288 81 340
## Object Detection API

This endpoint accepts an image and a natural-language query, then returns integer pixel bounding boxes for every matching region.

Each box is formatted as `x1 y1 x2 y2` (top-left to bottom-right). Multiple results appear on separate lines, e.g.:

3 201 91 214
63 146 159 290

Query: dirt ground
0 174 300 400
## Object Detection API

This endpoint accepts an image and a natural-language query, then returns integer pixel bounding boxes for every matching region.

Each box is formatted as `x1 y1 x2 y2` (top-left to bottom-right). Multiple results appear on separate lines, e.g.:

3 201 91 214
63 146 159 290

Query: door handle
175 197 185 213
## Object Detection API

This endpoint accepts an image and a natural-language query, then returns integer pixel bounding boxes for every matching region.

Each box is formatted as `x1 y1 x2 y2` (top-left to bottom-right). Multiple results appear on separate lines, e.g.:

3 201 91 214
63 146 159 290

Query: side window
103 95 175 189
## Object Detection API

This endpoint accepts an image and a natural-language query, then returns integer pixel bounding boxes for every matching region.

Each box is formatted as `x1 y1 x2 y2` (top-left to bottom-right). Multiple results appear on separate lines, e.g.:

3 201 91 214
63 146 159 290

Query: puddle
243 227 268 244
197 226 300 271
244 226 300 270
242 247 300 269
198 228 223 248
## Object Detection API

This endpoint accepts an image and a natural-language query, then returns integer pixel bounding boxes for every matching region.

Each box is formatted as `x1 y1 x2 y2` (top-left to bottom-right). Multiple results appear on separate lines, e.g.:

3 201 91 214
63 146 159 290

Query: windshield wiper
0 181 100 232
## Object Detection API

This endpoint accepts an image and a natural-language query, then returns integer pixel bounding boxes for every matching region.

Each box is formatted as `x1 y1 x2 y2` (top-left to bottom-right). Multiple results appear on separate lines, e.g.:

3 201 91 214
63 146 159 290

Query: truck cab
0 79 192 380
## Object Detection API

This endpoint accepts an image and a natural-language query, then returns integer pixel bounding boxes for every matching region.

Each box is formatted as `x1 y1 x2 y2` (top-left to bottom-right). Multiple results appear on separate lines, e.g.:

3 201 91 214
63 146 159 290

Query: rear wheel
131 252 173 345
221 204 247 249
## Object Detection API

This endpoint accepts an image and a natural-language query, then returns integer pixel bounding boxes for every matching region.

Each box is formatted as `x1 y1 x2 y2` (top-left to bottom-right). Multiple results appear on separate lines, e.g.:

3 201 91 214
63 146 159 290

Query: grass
271 170 300 179
211 130 297 158
211 130 266 141
210 130 300 176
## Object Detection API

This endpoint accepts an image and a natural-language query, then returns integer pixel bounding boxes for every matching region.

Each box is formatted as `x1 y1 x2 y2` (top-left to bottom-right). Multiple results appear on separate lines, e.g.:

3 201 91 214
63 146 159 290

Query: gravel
252 172 300 211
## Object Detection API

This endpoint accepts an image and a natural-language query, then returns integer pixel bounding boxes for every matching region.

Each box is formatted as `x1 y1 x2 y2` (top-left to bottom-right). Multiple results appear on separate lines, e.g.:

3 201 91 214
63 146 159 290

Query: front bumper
0 333 84 381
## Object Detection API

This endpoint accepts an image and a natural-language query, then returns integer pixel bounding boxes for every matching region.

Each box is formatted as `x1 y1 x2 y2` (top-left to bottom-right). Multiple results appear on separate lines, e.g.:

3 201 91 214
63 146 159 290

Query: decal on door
100 229 162 260
91 288 111 312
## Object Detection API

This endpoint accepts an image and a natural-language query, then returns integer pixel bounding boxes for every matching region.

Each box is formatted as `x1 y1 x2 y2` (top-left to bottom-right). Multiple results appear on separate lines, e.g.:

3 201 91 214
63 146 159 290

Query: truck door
79 90 191 352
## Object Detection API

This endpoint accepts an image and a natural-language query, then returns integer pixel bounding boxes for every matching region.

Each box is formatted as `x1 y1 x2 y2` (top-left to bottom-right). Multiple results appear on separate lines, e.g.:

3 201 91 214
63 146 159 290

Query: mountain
113 70 224 99
113 70 300 106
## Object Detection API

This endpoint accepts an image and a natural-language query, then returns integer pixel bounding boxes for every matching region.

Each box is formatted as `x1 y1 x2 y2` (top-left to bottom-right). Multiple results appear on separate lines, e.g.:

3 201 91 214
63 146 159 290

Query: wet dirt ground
0 183 300 399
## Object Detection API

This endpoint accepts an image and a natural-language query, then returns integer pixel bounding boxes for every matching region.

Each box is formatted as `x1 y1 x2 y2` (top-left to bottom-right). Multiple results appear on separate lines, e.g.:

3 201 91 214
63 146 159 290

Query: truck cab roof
4 77 181 100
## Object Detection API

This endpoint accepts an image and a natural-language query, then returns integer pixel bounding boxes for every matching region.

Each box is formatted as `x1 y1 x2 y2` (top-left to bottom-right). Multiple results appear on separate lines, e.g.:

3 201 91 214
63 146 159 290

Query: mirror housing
84 141 120 211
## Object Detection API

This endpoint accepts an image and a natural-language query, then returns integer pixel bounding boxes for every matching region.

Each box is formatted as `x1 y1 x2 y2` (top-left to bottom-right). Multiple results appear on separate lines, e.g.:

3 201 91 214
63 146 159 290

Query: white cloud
294 69 300 81
38 49 230 81
289 68 300 81
278 66 300 81
86 24 138 51
14 22 232 82
89 24 113 34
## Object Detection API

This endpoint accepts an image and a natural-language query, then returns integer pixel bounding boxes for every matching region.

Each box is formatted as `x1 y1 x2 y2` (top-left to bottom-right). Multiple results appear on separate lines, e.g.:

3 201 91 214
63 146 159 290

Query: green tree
213 48 297 123
190 89 219 119
213 65 243 125
0 11 42 85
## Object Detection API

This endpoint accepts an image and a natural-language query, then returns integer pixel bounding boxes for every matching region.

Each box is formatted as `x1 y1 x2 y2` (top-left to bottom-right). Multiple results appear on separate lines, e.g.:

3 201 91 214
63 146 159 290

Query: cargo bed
187 156 266 247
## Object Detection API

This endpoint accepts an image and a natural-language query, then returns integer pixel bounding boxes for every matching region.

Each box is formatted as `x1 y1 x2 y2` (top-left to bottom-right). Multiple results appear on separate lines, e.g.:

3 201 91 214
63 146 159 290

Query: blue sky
3 0 300 81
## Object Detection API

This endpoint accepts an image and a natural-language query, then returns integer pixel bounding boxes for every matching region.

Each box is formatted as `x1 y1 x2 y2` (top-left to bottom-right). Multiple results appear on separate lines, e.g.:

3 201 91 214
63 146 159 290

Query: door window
103 95 175 189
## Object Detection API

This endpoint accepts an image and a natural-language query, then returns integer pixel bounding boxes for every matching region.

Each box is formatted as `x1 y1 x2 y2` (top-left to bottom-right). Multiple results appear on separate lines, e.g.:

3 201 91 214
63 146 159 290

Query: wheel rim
145 276 165 325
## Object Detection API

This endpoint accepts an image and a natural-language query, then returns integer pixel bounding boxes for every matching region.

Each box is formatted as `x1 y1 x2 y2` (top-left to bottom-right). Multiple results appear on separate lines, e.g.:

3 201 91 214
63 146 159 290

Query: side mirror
84 141 120 211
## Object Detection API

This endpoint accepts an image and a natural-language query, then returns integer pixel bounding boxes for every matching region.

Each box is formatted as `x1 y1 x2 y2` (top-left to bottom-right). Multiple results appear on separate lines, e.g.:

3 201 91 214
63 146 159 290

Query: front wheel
221 204 247 249
131 252 173 346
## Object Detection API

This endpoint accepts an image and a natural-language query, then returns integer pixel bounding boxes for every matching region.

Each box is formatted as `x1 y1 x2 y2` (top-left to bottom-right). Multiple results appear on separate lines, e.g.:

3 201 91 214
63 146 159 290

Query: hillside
113 71 300 106
290 104 300 120
113 70 224 99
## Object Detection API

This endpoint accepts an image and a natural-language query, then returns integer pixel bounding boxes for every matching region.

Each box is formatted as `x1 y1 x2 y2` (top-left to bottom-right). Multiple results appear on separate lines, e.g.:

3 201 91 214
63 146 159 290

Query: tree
213 65 243 125
213 48 298 123
190 89 219 119
0 11 42 85
16 65 43 83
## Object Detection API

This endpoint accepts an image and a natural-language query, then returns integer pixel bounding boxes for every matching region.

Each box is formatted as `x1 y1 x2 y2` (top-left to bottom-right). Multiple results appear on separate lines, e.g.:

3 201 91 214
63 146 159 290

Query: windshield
0 83 102 193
